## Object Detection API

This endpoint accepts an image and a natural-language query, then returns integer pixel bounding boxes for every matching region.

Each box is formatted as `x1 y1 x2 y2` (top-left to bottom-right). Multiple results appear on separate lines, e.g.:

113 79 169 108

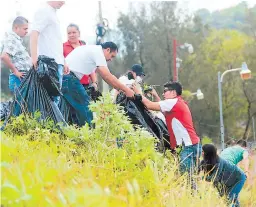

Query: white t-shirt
159 98 178 112
31 3 64 65
65 45 108 80
118 75 135 87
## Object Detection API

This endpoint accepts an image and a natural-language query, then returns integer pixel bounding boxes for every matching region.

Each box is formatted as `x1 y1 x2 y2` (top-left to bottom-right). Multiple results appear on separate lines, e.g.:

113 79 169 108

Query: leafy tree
181 29 255 142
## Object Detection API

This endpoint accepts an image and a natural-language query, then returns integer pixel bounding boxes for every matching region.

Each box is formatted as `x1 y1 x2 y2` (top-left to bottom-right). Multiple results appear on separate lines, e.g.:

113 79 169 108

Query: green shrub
1 94 255 206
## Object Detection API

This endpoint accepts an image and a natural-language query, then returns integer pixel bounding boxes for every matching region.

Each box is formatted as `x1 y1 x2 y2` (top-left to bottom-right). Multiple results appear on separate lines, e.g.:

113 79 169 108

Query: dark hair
12 16 28 28
101 42 118 53
237 139 247 147
226 139 235 147
202 144 219 173
67 23 80 32
164 81 182 96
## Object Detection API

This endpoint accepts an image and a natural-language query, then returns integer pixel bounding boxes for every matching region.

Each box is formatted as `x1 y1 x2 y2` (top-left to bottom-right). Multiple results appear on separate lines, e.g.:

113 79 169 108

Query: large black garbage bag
37 55 62 97
116 92 166 152
0 101 12 121
59 96 79 125
3 56 66 126
87 86 102 103
154 117 171 150
59 85 102 125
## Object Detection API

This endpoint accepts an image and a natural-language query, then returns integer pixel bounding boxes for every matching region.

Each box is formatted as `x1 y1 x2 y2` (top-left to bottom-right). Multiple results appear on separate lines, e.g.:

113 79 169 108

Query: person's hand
124 87 135 98
131 83 140 94
150 88 158 97
92 82 98 90
13 70 25 80
146 93 152 98
31 56 38 69
64 63 70 75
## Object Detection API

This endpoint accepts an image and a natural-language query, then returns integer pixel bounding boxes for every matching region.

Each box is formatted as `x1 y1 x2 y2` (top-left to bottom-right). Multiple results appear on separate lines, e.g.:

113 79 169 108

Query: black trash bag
2 57 66 127
59 85 102 125
59 96 79 125
37 55 62 97
154 117 171 150
86 85 102 102
0 101 12 121
116 92 166 152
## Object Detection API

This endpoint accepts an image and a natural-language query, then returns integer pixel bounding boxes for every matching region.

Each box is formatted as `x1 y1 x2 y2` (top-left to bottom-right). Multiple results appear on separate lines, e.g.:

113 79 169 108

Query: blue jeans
53 64 63 105
179 143 202 174
179 143 202 190
9 73 22 93
228 173 246 207
62 73 93 126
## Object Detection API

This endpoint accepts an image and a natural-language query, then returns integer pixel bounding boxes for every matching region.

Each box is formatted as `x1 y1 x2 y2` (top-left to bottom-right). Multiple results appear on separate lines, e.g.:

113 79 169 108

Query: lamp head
196 89 204 100
240 62 251 80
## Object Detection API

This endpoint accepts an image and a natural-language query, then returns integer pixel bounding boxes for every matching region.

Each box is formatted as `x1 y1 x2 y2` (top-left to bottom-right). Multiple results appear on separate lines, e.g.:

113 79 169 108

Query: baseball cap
131 64 145 76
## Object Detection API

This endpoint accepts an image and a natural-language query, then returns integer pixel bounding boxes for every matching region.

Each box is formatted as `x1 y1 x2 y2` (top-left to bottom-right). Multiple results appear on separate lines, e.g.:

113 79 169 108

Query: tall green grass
1 95 255 206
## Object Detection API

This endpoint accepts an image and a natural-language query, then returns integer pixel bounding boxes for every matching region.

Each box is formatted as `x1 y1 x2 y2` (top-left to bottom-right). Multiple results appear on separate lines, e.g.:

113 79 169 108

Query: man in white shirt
64 42 134 126
30 1 69 104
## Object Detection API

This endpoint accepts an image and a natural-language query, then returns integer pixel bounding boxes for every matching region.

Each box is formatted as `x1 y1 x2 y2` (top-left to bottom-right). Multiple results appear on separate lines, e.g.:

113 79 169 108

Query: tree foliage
114 2 256 142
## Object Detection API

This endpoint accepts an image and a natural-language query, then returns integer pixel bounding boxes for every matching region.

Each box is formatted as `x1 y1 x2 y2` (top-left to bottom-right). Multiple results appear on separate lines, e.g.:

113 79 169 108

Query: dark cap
131 64 145 76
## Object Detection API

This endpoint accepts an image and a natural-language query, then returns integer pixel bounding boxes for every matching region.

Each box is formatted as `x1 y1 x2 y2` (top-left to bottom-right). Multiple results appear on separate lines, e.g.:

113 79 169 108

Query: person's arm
30 8 50 69
141 96 161 111
132 84 162 111
151 88 161 102
90 72 97 83
134 85 178 112
97 66 134 97
30 30 39 69
0 53 24 79
241 151 250 177
63 60 70 75
90 72 98 89
1 38 25 79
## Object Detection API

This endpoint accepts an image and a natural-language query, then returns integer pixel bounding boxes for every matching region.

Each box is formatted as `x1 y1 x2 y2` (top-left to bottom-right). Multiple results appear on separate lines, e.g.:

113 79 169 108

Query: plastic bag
37 55 62 97
154 117 171 150
59 96 79 125
59 85 102 125
2 55 66 127
0 101 12 121
116 93 167 152
86 86 102 103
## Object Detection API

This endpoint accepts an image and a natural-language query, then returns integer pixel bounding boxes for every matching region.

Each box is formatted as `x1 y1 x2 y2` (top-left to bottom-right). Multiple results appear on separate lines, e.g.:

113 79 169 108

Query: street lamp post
173 39 177 81
252 116 256 142
172 39 193 82
218 62 252 150
97 1 109 93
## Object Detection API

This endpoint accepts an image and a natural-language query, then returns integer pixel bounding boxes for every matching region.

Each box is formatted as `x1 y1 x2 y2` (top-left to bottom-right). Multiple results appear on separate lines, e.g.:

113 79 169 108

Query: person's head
101 42 118 62
202 144 219 173
127 64 145 82
67 23 80 43
47 1 65 9
236 139 247 148
226 139 236 147
12 16 29 37
162 81 182 100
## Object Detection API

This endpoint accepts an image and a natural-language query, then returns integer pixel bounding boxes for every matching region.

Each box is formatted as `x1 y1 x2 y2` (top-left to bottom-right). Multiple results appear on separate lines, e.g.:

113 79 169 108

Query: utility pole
172 39 177 81
252 116 256 142
97 1 109 93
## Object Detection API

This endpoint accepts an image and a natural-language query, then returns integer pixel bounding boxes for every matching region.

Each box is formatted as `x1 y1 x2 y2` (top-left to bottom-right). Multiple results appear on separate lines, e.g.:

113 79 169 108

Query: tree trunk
242 81 254 140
